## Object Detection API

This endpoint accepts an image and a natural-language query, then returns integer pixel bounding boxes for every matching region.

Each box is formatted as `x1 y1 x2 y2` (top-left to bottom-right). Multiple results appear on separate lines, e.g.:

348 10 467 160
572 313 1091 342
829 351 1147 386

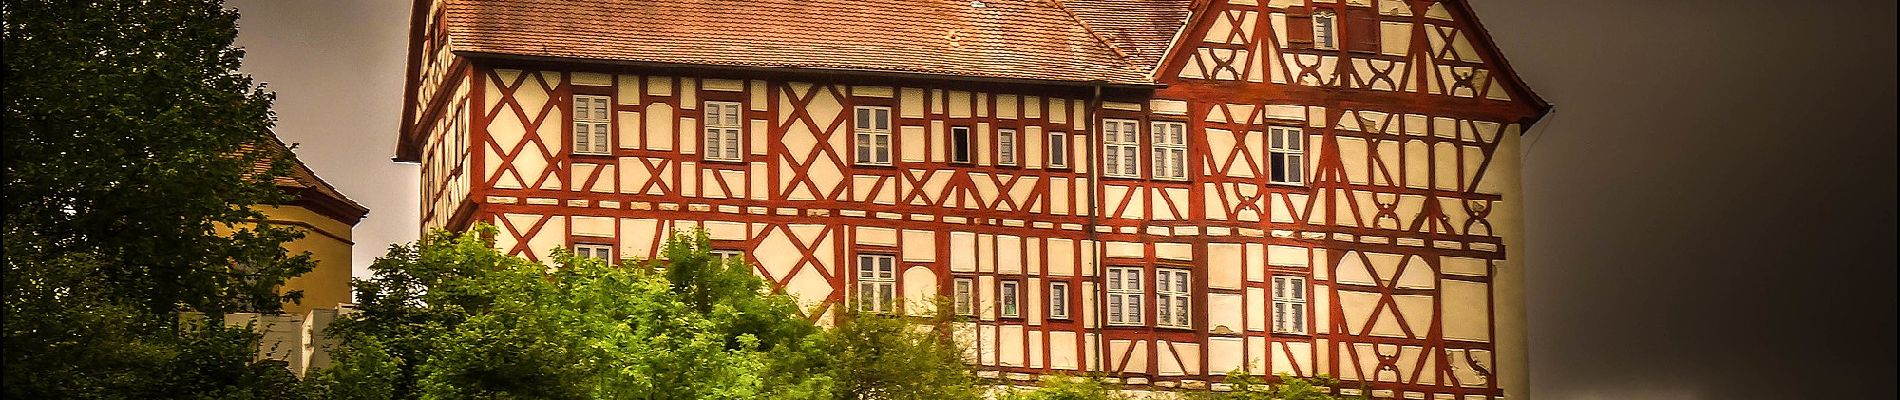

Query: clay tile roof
1053 0 1195 70
442 0 1167 85
243 138 370 226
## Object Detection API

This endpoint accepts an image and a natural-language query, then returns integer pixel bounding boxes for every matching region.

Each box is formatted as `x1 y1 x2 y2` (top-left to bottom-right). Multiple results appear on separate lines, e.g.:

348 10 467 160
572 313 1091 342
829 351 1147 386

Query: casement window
1272 276 1309 334
1000 280 1021 318
954 277 975 316
574 243 614 261
1047 132 1069 168
1155 268 1192 328
997 128 1018 166
1048 281 1070 320
857 254 897 313
453 105 468 171
1313 11 1338 50
703 101 743 162
1106 266 1144 325
573 95 612 155
854 106 893 165
1269 126 1306 185
1102 119 1141 178
951 126 972 164
1151 121 1187 180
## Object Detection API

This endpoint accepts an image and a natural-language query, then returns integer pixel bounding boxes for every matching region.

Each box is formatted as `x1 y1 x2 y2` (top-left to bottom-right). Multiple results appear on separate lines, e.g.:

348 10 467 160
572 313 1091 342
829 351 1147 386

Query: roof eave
454 51 1164 90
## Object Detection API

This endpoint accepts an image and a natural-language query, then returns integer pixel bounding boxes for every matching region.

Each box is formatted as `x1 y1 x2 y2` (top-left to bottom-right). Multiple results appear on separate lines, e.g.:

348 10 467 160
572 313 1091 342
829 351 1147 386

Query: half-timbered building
395 0 1547 398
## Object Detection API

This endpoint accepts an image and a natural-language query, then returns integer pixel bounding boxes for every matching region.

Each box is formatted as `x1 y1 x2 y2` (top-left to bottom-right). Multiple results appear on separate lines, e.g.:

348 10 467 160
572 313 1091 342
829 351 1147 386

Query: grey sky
230 0 414 281
227 1 1898 398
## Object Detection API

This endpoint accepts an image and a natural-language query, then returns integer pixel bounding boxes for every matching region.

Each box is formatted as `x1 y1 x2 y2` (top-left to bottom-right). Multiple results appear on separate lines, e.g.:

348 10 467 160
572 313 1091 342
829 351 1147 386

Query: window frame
999 280 1021 318
1150 121 1188 181
1106 266 1144 326
572 94 613 156
953 277 976 316
1155 268 1192 329
702 101 744 162
950 126 973 164
856 254 897 313
573 243 614 261
1313 10 1339 50
997 128 1018 166
853 106 894 166
1268 126 1307 185
710 249 745 266
1048 281 1070 320
1101 119 1142 178
1272 275 1309 335
1047 131 1070 169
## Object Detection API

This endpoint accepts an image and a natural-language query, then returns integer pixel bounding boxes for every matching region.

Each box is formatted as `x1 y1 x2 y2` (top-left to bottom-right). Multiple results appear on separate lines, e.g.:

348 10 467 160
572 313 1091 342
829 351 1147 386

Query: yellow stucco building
258 141 369 314
225 138 368 376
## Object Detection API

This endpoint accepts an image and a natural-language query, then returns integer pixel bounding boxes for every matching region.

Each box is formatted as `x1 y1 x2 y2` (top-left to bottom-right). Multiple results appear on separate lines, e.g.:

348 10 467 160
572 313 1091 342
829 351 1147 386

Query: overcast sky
227 1 1896 398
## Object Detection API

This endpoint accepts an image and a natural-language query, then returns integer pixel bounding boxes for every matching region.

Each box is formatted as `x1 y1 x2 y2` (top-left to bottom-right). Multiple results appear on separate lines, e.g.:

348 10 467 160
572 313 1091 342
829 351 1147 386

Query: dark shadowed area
1468 0 1897 398
227 0 1898 398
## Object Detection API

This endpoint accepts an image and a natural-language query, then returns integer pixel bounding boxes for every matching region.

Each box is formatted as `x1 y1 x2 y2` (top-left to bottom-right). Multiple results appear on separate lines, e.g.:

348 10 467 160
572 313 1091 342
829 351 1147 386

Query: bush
306 225 980 399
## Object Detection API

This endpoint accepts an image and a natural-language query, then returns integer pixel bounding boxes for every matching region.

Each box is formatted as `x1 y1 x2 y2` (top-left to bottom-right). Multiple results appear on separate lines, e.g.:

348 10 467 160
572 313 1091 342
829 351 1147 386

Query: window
453 105 467 171
574 243 613 261
703 101 743 161
1313 11 1338 50
1272 276 1308 334
1000 280 1020 318
1151 121 1187 180
857 254 896 313
573 95 611 155
1048 281 1070 319
997 129 1018 166
854 107 892 165
711 249 745 266
1102 119 1141 178
1156 268 1191 328
1106 266 1144 325
950 126 972 163
1048 132 1069 168
954 278 975 316
1269 126 1306 185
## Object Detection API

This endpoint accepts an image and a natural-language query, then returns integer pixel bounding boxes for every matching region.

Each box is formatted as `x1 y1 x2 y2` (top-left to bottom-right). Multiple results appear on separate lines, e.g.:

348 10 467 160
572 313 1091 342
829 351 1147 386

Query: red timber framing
396 1 1546 398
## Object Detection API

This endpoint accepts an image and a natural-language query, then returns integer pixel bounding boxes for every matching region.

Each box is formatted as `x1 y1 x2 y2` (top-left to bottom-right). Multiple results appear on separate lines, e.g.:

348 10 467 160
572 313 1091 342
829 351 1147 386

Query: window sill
1151 177 1193 185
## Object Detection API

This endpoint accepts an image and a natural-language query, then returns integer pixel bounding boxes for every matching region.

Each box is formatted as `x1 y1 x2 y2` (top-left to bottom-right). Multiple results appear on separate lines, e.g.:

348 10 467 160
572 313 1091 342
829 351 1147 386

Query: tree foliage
306 226 982 399
1003 370 1366 400
1180 370 1368 400
4 0 311 318
4 0 315 397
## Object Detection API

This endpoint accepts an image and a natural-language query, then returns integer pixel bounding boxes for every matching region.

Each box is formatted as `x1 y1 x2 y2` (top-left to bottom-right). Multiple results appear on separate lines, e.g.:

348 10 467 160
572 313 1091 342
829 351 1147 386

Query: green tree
1180 370 1367 400
4 0 315 397
308 226 984 399
777 301 982 400
1003 370 1367 400
1000 374 1132 400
